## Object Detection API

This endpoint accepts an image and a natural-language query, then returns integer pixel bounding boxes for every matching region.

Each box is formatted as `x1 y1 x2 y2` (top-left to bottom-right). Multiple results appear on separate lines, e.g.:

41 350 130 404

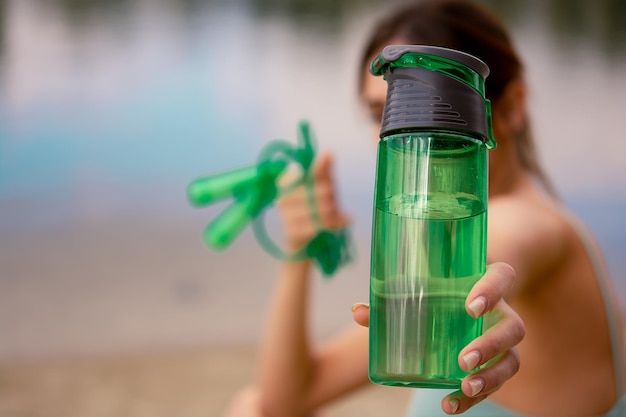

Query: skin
222 49 622 417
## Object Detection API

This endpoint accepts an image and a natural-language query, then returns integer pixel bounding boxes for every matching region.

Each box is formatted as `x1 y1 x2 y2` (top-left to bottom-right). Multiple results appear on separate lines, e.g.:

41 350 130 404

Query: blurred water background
1 0 626 365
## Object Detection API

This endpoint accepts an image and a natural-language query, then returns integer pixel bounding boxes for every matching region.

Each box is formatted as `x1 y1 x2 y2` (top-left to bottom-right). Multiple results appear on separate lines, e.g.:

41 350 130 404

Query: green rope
187 121 352 277
252 121 353 276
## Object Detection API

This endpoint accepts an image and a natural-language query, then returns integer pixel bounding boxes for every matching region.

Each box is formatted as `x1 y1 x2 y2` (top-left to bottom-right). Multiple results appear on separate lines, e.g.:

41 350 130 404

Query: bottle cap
371 45 496 148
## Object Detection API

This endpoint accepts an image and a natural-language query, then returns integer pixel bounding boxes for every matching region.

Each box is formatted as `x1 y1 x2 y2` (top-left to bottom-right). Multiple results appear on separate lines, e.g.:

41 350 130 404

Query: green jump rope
187 121 352 277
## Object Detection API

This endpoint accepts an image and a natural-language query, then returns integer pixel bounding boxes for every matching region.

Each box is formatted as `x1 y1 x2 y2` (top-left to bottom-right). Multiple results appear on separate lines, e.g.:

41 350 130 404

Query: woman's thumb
315 152 334 183
352 303 370 327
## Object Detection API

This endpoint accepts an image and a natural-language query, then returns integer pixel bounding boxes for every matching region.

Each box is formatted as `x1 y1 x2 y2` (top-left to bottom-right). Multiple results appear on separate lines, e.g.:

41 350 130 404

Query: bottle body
369 131 488 388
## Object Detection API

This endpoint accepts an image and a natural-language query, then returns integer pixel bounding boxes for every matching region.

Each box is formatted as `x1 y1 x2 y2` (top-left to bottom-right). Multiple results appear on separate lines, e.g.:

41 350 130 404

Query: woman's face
360 61 388 143
360 39 410 123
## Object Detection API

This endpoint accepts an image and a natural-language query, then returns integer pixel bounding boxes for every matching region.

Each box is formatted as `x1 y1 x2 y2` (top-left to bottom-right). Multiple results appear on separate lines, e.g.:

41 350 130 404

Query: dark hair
360 0 557 196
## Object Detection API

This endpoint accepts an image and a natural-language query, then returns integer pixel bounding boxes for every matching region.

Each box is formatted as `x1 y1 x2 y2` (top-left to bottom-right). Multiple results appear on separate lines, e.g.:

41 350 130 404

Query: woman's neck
489 131 532 197
488 142 531 197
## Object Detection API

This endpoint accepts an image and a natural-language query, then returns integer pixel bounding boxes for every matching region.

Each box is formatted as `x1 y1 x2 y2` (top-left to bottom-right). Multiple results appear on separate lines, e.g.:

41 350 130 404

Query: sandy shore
0 218 412 416
0 345 412 417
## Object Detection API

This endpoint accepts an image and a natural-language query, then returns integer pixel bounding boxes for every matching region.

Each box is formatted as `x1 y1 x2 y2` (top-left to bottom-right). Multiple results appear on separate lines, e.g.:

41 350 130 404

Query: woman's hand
352 262 525 415
277 153 350 252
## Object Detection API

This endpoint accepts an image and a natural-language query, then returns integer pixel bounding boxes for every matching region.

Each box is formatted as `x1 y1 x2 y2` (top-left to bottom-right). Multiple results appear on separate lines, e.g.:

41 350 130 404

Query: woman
224 0 625 415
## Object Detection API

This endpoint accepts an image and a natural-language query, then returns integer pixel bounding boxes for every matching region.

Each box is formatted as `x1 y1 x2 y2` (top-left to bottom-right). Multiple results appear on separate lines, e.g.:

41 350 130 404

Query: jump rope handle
187 121 352 277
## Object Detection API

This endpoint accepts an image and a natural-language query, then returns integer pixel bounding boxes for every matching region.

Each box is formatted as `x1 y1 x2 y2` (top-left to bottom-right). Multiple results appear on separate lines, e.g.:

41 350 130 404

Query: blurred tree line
0 0 625 67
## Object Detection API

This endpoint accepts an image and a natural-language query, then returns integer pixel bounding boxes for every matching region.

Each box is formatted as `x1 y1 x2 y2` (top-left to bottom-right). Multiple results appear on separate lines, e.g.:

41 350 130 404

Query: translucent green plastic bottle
368 45 496 388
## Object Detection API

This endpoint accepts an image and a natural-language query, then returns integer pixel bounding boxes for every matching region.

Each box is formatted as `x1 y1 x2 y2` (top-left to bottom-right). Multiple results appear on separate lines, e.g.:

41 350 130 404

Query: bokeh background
1 0 625 416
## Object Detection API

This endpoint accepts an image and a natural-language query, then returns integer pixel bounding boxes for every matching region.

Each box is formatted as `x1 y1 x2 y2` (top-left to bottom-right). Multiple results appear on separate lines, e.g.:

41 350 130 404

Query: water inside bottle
369 193 485 388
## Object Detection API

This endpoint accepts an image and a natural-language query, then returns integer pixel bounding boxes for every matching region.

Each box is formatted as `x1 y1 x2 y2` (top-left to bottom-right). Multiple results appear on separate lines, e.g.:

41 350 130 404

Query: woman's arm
253 157 526 417
257 154 369 417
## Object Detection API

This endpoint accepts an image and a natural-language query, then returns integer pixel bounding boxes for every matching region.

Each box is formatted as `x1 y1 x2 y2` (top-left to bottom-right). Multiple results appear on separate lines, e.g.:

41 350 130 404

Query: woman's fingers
351 303 370 327
458 262 523 375
277 152 350 250
462 348 521 397
465 262 516 318
437 262 524 414
443 309 523 415
458 299 525 373
443 349 521 414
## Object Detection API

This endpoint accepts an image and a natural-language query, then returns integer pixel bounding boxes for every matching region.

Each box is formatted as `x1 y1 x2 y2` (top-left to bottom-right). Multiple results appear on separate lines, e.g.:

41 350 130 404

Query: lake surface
1 0 625 360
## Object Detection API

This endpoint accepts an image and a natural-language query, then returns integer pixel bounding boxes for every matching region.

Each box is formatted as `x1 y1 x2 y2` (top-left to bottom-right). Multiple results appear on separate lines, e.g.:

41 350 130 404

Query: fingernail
351 302 368 312
462 350 481 371
468 296 487 318
447 398 459 414
468 378 485 397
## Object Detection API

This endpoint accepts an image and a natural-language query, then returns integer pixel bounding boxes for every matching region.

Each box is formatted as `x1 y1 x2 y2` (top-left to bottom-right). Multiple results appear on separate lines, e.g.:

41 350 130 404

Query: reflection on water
0 0 625 360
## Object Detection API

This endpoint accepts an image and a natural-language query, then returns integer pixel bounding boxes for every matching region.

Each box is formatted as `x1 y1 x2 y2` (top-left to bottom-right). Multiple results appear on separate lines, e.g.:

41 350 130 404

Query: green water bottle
368 45 496 388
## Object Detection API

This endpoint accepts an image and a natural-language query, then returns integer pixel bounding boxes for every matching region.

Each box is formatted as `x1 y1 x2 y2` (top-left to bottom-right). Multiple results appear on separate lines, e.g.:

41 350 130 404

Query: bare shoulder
489 192 568 236
487 190 572 293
